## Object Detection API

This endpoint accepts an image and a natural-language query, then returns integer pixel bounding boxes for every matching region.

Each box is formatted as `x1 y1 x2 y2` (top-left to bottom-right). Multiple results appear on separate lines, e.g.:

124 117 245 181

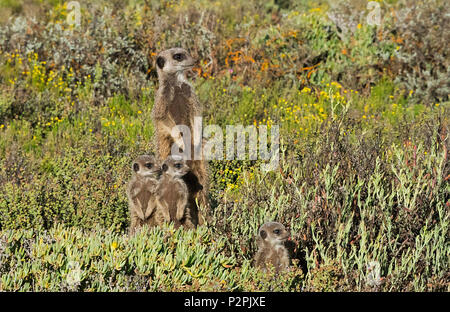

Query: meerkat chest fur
176 71 191 88
266 243 285 263
157 175 188 219
159 175 186 200
141 176 159 193
161 81 195 127
134 176 158 211
154 78 201 131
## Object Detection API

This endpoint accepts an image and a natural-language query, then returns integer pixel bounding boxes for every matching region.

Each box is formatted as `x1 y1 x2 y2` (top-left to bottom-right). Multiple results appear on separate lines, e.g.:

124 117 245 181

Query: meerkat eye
259 230 267 239
156 56 165 69
173 53 185 62
145 163 153 169
174 163 182 169
273 229 281 235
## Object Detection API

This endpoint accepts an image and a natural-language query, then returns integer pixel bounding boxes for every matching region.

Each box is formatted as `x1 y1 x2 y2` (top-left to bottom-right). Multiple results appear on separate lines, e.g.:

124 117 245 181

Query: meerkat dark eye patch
172 53 186 62
156 56 165 69
162 164 168 172
260 230 267 239
145 163 153 169
174 163 182 169
133 163 140 172
273 229 281 235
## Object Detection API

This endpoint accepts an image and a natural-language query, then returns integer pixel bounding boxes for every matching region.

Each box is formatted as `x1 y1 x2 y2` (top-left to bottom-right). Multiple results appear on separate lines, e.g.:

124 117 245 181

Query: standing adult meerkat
155 155 194 229
254 221 291 273
127 155 161 235
152 47 209 225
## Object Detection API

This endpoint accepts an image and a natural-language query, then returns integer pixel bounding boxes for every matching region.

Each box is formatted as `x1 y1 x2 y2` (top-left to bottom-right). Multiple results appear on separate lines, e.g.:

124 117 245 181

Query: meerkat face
161 155 190 178
155 48 195 75
258 222 290 246
133 155 161 178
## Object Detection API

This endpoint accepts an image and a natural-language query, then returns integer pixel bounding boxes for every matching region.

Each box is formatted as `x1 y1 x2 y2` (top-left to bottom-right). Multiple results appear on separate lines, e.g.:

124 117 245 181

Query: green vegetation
0 0 448 291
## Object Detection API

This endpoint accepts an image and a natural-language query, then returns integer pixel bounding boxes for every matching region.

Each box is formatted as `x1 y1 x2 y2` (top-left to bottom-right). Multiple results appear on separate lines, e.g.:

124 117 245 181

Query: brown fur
127 155 161 235
155 156 195 229
152 48 210 225
254 222 291 273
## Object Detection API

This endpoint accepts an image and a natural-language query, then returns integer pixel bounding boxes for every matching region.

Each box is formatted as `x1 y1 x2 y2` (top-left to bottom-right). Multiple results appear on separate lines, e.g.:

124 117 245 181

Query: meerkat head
161 155 190 178
258 222 290 247
132 155 161 178
155 48 195 76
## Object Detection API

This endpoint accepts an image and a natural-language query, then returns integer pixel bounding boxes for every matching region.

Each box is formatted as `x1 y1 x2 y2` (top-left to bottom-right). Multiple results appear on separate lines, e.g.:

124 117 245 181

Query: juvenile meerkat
155 155 194 229
152 48 210 225
127 155 161 235
254 222 291 273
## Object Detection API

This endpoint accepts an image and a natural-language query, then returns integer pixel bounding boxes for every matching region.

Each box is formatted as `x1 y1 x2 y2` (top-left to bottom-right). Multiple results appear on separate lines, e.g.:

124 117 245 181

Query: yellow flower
301 87 311 93
111 242 118 250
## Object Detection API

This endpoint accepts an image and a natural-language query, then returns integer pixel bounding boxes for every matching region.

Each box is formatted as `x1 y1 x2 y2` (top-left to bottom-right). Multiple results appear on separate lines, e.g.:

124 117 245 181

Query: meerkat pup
152 48 210 225
155 155 194 229
127 155 161 235
254 222 291 273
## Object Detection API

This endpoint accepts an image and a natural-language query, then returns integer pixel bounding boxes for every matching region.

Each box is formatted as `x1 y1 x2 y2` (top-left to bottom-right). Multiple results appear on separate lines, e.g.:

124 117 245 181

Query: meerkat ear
260 230 267 240
133 163 139 172
162 163 168 172
156 56 165 69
